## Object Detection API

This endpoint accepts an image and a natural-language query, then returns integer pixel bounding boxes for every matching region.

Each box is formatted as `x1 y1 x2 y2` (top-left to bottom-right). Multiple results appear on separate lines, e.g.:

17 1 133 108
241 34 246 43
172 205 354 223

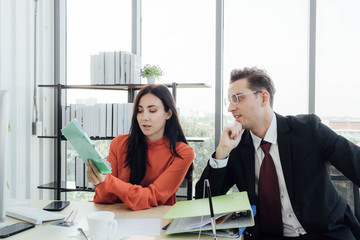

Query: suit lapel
276 113 294 201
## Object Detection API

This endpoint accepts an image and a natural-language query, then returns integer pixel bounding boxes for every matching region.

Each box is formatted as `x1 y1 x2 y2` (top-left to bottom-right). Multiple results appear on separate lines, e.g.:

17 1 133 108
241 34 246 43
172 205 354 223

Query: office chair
353 185 360 221
331 173 360 222
176 163 194 200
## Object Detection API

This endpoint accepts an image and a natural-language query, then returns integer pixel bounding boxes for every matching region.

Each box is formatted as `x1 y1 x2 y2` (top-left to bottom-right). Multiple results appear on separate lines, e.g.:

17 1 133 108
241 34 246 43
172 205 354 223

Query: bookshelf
37 83 211 200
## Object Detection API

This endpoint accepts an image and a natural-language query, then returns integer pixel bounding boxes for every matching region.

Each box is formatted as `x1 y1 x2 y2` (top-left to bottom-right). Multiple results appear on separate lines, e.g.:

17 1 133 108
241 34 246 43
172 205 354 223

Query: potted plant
141 64 163 84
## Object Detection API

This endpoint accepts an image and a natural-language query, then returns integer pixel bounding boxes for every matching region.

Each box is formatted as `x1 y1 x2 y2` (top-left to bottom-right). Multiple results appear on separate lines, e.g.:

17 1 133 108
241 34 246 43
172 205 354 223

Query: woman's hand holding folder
86 160 108 185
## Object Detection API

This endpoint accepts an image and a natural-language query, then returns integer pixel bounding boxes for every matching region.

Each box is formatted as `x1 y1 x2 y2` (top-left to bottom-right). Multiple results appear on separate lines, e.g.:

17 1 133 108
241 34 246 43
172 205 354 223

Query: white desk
3 199 240 240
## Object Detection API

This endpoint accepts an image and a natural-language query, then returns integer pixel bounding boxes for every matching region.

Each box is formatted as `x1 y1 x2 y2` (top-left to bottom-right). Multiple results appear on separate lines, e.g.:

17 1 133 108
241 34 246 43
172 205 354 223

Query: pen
205 179 217 240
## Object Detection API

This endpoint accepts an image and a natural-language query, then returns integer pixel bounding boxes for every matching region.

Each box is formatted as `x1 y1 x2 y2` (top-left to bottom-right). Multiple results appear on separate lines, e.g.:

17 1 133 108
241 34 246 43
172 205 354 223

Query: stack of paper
162 192 254 235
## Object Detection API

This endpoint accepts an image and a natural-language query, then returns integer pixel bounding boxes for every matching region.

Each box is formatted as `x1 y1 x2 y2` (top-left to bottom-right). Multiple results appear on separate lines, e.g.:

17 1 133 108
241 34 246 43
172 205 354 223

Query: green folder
61 119 112 174
163 191 254 235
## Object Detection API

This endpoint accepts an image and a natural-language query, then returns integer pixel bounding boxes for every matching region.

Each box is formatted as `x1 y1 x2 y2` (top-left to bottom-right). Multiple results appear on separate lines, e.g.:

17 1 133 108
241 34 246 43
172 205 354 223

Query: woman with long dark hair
86 84 194 210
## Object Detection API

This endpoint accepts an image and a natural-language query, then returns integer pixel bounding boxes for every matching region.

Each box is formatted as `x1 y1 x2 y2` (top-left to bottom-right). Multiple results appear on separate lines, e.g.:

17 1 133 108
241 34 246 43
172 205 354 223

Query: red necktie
258 140 283 236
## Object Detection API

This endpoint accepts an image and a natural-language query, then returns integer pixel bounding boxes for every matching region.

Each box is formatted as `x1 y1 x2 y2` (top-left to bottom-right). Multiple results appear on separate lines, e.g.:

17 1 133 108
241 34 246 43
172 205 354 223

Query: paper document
190 205 257 238
166 210 253 234
116 218 162 236
163 192 254 235
69 217 161 238
61 119 111 174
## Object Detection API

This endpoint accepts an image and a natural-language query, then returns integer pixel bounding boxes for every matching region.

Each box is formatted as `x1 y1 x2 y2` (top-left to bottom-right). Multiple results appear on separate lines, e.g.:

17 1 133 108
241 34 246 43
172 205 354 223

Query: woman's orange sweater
94 134 194 210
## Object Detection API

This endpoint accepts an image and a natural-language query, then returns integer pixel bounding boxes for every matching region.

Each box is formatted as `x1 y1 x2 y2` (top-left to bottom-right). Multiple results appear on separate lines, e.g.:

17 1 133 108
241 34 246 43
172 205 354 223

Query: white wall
0 0 55 200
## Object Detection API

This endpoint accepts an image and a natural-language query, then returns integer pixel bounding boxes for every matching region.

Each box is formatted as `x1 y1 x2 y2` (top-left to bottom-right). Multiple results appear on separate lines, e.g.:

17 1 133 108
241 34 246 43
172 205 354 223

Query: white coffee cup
87 211 118 240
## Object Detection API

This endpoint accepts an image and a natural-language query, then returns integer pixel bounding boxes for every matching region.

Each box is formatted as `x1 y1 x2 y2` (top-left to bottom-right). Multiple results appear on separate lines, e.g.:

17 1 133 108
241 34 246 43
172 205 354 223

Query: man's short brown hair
230 67 276 108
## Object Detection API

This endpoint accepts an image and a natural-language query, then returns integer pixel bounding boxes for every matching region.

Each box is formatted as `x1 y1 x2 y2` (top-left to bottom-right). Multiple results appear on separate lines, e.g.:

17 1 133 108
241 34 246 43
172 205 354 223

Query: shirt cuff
209 151 229 168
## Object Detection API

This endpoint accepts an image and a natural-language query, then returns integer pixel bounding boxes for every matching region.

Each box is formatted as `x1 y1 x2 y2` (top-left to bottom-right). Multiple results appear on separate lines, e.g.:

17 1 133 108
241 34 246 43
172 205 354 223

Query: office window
223 0 308 125
142 0 216 185
316 0 360 211
67 0 131 103
316 0 360 120
66 0 131 200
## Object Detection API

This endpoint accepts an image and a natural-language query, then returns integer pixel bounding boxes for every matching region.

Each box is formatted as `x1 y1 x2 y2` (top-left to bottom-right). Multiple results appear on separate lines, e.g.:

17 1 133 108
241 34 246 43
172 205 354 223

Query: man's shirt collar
250 112 277 149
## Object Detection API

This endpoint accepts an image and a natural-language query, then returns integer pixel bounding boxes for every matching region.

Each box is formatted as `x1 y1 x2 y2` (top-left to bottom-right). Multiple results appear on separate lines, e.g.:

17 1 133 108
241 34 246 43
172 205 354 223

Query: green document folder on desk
163 191 254 235
61 119 112 174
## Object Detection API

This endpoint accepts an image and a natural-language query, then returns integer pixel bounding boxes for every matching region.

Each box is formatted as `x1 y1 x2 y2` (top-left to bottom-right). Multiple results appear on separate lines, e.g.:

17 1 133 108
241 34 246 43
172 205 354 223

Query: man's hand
215 122 244 159
86 160 107 185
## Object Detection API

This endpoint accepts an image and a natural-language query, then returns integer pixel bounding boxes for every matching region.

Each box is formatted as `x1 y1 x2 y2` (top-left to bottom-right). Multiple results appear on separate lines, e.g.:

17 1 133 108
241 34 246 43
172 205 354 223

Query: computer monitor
0 90 9 229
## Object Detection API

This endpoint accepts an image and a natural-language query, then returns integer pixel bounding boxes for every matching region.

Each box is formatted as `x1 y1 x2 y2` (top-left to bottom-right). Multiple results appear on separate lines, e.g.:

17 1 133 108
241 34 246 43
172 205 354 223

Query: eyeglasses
224 90 262 107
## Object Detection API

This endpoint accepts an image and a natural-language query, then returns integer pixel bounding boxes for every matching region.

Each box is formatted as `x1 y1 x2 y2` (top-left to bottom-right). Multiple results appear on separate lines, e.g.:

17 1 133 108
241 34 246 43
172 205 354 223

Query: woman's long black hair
124 84 188 185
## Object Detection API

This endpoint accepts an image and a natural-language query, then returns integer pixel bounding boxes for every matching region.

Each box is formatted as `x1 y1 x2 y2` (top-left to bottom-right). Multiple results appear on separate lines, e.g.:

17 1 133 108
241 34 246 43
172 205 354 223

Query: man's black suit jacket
195 113 360 239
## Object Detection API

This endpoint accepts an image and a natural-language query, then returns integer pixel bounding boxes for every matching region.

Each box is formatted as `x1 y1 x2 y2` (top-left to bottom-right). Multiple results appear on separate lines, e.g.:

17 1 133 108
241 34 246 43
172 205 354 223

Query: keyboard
6 206 65 224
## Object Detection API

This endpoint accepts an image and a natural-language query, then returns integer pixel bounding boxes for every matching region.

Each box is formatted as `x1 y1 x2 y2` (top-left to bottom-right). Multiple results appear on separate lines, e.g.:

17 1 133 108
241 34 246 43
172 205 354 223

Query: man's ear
261 91 270 107
166 109 173 120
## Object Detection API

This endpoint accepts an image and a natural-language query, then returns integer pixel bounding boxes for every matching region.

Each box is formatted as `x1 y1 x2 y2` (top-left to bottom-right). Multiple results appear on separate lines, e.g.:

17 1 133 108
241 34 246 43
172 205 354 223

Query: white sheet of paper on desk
116 218 162 236
127 237 155 240
68 217 161 238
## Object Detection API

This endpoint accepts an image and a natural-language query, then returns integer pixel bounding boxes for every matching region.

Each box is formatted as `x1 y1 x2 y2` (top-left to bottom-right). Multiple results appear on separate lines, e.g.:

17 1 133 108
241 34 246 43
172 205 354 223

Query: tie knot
260 140 271 154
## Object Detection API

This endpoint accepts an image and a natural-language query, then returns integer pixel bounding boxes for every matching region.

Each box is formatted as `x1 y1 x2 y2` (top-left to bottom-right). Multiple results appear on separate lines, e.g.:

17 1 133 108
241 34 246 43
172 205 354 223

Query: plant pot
147 76 156 84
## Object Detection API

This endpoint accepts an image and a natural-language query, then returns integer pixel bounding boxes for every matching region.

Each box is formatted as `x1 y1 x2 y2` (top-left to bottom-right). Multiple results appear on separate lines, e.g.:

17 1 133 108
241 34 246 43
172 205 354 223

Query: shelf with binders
38 135 209 142
38 135 208 142
38 135 115 140
38 83 210 89
38 83 211 142
37 83 211 199
38 83 210 103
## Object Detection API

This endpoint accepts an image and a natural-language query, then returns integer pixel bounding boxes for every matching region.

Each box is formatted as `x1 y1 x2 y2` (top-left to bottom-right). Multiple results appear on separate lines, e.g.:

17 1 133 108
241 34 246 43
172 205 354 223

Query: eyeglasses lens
230 94 239 104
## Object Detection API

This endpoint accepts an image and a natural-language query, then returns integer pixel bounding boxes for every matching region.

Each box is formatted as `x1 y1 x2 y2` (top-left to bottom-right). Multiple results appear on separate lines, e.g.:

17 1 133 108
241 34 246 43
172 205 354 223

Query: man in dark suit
195 67 360 240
